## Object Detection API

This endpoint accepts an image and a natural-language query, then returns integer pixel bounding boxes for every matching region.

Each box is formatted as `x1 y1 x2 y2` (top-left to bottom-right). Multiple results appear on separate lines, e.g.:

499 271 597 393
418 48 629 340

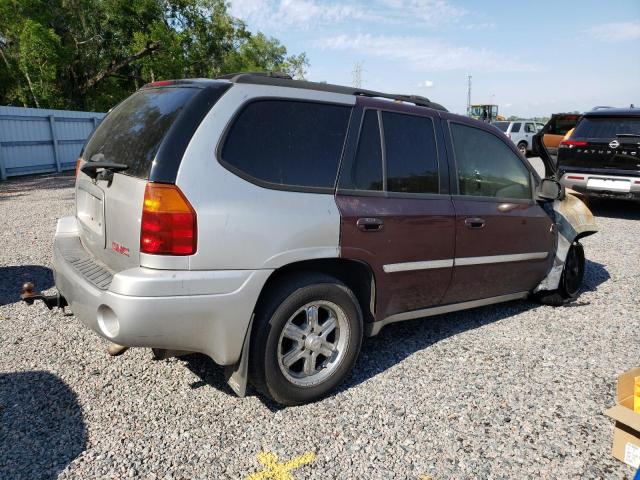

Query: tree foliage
0 0 309 111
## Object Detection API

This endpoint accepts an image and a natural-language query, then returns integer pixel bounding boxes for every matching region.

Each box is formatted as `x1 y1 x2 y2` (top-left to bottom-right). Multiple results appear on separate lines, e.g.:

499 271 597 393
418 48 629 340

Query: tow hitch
20 282 68 311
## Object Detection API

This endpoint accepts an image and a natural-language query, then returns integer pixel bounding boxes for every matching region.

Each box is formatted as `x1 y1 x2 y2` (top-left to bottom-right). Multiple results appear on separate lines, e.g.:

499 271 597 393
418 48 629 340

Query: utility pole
352 61 363 89
466 74 472 116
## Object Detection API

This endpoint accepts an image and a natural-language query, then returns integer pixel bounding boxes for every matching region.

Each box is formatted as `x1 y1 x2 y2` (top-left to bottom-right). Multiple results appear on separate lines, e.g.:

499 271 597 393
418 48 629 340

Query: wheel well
255 258 376 324
518 140 528 146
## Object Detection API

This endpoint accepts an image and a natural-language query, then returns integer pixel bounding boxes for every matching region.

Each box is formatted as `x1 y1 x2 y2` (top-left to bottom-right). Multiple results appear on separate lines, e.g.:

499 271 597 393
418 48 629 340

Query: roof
583 107 640 117
216 72 448 112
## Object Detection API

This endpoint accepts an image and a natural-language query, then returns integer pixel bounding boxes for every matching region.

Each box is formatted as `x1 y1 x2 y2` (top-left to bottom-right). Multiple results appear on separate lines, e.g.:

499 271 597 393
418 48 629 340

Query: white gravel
1 174 639 479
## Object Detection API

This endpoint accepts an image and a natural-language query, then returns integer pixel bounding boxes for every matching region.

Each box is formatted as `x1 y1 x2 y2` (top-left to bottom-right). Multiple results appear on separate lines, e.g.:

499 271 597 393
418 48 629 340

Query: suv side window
221 100 352 190
346 110 383 191
382 112 439 194
450 123 532 200
511 122 522 133
525 123 535 133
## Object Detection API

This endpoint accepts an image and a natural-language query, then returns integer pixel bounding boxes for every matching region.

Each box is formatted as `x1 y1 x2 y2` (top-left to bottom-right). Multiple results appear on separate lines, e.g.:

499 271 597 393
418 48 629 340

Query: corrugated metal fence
0 106 106 180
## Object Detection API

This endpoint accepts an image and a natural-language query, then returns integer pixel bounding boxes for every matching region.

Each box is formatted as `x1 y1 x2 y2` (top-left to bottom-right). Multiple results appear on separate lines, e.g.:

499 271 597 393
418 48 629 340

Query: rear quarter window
220 100 352 191
83 87 200 179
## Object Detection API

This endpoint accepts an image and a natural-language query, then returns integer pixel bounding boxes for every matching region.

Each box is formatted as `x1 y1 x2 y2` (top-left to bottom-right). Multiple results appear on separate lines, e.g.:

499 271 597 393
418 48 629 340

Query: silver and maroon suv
39 73 597 405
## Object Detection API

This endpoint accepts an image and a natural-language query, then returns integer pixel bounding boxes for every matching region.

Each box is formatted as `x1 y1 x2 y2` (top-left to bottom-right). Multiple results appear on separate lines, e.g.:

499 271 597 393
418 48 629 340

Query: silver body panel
175 84 352 271
54 217 272 365
76 173 147 272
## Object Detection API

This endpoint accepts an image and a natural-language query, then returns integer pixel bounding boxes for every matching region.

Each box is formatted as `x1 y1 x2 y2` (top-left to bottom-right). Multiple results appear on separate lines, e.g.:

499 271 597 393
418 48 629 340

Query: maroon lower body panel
336 194 456 321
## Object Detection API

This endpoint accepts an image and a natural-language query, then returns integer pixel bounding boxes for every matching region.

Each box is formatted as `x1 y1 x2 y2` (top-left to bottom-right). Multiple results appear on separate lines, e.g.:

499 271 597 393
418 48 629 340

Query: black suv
558 108 640 201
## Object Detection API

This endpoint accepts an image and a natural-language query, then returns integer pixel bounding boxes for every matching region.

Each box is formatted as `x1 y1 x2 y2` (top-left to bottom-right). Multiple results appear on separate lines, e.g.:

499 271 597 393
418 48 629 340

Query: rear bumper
53 217 272 365
560 171 640 201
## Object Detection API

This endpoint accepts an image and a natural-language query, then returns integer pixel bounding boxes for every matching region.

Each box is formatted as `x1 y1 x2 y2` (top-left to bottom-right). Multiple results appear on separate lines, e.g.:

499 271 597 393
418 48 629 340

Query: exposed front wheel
517 141 528 156
249 273 363 405
537 242 585 306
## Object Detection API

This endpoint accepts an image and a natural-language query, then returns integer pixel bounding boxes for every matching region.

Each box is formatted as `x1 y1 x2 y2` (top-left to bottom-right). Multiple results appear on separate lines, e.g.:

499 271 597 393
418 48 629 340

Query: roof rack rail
216 72 448 112
217 71 293 81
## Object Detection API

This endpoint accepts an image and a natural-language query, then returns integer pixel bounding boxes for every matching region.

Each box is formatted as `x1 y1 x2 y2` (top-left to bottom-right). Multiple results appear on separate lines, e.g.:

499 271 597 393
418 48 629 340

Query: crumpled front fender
535 189 598 292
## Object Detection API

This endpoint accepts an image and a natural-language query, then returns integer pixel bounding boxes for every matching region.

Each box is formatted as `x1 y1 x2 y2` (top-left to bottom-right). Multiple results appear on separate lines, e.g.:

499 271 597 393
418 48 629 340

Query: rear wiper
616 133 640 138
80 161 128 180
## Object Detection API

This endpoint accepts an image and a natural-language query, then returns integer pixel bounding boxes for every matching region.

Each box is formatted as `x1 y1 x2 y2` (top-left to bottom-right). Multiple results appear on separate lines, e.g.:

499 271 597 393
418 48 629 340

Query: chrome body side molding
383 259 454 273
365 291 529 336
454 251 548 266
383 252 548 273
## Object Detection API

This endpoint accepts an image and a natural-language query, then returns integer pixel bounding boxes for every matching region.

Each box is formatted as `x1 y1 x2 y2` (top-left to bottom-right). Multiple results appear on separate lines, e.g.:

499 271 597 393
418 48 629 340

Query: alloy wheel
277 300 350 387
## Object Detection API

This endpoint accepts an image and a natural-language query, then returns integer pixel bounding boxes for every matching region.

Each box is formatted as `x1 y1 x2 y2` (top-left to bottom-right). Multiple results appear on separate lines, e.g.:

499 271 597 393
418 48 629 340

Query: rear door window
451 123 532 200
511 122 522 133
221 100 352 190
382 112 439 194
572 116 640 139
83 87 200 179
525 123 536 133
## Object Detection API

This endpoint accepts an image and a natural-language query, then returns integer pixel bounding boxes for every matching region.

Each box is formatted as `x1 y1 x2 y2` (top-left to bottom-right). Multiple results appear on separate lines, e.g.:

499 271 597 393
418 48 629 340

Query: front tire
249 273 363 405
517 141 528 156
537 242 585 306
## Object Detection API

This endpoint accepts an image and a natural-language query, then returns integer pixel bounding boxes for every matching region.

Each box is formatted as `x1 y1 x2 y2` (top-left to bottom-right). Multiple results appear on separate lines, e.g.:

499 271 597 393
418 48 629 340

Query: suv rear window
221 100 352 191
572 116 640 139
83 87 199 179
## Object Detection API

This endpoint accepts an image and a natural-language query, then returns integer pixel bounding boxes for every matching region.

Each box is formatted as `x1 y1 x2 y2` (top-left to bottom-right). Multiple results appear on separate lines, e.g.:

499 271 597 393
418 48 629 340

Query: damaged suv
26 73 597 405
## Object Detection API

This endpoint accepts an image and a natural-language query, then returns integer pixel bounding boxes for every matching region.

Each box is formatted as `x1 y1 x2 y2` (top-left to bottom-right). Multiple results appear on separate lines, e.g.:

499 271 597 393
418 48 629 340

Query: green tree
0 0 309 111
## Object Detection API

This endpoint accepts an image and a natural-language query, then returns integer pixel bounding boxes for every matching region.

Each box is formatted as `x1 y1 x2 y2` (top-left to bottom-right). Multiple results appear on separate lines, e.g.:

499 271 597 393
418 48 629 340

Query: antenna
352 61 364 89
466 74 472 116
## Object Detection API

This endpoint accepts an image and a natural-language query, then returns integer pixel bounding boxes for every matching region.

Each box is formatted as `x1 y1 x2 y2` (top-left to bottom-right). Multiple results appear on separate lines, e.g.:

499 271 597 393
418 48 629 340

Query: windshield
493 122 509 132
572 117 640 139
83 87 199 178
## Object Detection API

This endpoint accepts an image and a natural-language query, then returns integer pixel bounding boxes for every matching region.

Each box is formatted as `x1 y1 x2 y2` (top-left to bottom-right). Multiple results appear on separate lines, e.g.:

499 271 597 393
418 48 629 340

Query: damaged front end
532 131 598 293
535 190 598 292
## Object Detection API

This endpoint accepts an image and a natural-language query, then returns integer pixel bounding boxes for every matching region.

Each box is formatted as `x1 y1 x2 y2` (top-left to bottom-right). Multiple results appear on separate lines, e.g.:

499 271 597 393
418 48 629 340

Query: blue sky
229 0 640 117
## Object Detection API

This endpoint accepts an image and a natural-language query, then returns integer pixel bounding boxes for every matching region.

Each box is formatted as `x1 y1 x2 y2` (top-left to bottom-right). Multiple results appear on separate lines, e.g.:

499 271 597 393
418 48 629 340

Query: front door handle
464 217 486 229
357 217 384 232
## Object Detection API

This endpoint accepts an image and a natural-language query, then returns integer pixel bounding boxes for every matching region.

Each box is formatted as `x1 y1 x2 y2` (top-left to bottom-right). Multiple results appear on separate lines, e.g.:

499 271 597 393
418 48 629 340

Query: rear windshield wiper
80 161 129 180
615 133 640 138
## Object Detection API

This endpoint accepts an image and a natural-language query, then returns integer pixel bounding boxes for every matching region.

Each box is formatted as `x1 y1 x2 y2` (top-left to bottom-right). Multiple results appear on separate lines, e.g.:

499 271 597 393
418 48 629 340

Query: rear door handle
464 217 486 229
357 217 384 232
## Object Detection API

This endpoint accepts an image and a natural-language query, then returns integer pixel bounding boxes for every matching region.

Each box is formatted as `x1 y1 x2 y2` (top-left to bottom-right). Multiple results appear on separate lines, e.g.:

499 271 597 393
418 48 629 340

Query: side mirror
537 178 564 201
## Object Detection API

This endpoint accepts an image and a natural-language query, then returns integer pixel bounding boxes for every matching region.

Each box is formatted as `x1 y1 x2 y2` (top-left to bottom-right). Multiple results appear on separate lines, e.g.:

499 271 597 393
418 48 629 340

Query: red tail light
75 158 82 176
566 175 585 180
140 183 197 256
560 140 588 148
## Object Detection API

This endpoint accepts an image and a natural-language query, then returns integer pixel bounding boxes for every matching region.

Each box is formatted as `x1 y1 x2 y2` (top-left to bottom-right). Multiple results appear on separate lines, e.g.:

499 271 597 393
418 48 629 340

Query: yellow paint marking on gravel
246 451 316 480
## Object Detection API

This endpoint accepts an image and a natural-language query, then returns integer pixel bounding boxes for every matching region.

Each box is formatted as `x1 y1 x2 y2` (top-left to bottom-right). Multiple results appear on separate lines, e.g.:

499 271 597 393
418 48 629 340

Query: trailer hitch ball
20 282 68 310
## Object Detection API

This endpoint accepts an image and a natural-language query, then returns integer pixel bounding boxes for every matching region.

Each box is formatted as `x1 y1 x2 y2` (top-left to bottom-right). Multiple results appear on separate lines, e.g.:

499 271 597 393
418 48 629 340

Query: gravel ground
1 173 639 480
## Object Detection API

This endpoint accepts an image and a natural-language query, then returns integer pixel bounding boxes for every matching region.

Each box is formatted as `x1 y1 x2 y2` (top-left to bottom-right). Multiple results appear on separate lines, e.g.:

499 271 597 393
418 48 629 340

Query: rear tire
537 242 585 306
249 272 363 405
517 141 528 156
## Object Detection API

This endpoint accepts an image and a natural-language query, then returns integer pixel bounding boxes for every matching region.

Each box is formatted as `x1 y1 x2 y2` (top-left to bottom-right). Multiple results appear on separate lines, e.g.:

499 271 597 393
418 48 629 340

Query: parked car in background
558 107 640 201
25 73 597 406
493 120 544 156
536 113 581 157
